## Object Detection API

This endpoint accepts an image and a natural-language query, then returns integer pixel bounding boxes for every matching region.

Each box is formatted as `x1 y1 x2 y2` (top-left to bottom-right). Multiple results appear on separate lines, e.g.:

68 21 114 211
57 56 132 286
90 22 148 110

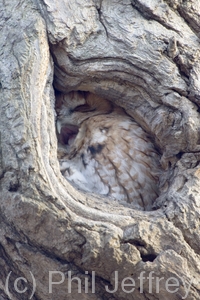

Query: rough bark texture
0 0 200 299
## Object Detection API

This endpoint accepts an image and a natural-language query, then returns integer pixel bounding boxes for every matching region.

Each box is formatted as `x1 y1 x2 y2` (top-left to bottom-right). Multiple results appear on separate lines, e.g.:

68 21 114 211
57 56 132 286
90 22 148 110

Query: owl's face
56 90 114 146
56 91 113 127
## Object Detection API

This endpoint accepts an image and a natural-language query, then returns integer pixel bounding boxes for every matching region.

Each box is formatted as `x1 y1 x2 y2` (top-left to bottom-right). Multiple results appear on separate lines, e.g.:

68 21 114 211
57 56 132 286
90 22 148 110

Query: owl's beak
57 120 62 134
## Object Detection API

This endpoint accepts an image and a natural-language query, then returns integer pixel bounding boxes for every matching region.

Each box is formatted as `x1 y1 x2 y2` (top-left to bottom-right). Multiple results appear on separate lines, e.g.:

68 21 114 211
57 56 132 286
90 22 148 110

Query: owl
56 91 161 210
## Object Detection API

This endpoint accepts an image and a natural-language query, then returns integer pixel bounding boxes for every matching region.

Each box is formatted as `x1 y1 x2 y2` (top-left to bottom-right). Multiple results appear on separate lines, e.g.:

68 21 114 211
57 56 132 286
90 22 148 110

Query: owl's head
56 90 113 146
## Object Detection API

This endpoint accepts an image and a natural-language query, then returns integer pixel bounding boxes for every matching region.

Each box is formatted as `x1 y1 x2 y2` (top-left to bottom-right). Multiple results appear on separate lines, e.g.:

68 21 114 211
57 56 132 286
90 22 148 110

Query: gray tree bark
0 0 200 299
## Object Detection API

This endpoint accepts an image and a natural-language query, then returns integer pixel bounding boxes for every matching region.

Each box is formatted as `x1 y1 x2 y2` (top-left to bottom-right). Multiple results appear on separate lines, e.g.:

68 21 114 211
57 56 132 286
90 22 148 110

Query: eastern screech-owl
56 91 161 210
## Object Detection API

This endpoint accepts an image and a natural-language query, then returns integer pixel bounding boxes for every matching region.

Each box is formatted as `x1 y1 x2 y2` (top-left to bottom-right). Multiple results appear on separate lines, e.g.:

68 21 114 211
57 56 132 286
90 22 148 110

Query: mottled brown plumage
56 91 162 210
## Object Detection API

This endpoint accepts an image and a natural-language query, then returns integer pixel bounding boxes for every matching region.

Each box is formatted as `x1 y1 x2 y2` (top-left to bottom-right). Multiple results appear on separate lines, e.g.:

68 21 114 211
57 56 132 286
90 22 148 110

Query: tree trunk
0 0 200 299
